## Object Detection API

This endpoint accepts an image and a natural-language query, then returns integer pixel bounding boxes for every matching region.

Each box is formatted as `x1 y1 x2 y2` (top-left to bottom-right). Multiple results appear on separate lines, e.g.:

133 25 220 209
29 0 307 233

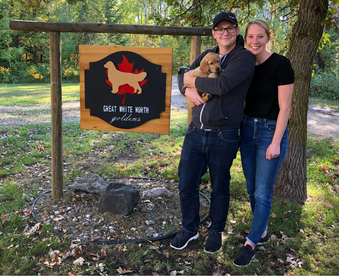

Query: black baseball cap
213 12 238 28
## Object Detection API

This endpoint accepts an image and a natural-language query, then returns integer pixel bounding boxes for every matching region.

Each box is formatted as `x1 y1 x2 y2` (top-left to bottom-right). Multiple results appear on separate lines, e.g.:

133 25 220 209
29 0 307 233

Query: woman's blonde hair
245 19 271 38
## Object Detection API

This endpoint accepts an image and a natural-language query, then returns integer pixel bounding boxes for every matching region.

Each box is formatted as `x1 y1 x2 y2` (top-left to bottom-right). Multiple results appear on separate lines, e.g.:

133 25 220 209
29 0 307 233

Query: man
170 12 255 253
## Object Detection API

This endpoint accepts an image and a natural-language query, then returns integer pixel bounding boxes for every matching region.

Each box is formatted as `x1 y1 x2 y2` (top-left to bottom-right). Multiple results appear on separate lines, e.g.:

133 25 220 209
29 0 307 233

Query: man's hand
185 87 206 106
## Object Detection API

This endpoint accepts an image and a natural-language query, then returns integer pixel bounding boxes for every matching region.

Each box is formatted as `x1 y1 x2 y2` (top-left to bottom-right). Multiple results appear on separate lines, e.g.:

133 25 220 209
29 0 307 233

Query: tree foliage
0 0 131 82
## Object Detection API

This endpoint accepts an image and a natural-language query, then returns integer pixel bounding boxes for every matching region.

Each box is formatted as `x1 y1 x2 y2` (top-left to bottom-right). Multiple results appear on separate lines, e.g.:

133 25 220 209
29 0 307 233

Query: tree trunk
274 0 328 202
143 0 148 25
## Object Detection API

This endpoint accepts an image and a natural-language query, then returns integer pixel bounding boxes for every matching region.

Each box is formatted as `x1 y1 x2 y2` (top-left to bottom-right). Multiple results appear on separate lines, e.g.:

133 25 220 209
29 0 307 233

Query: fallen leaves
23 222 42 236
269 258 285 268
269 254 303 270
41 242 109 272
117 267 132 275
321 164 337 179
73 257 84 266
115 244 128 252
44 249 62 268
4 244 14 250
323 203 333 209
1 213 8 227
163 250 170 258
170 270 184 276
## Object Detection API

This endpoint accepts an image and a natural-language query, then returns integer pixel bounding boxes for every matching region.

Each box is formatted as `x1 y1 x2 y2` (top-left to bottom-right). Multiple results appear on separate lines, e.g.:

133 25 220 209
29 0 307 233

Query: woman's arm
266 83 294 160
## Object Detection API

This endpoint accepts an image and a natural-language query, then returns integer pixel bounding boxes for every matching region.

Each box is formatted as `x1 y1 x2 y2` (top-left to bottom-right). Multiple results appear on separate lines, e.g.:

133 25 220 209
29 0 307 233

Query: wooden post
186 36 202 127
49 32 63 200
190 36 201 64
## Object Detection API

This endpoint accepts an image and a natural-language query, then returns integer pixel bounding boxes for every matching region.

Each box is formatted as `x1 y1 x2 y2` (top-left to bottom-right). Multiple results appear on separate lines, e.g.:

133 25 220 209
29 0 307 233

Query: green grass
309 97 339 110
0 83 80 106
0 90 338 274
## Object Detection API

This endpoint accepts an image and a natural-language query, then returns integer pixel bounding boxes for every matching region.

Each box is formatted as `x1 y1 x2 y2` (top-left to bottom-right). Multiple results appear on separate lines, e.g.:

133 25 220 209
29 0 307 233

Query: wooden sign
80 46 172 134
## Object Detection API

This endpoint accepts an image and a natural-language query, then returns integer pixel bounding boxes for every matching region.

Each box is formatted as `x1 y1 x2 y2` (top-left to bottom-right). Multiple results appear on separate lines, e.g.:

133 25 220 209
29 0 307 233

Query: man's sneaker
170 230 199 250
239 232 269 245
204 229 222 253
233 244 256 267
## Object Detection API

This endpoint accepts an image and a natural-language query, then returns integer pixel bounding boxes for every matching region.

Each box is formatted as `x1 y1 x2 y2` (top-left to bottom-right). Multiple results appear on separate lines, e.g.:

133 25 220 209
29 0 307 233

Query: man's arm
194 51 254 96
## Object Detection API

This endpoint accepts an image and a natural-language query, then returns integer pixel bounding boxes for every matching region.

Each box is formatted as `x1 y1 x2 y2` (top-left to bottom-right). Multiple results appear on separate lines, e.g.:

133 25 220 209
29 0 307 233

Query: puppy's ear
199 55 209 74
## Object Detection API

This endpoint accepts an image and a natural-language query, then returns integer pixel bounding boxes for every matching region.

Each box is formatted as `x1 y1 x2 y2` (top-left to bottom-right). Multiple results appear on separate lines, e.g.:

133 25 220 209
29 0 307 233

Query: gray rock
98 183 140 216
142 187 173 198
72 173 107 194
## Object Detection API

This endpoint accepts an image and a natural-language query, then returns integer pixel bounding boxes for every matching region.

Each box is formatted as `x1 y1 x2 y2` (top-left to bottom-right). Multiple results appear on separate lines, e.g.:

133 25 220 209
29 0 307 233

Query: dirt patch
1 89 338 138
307 104 339 138
0 101 80 127
30 176 210 243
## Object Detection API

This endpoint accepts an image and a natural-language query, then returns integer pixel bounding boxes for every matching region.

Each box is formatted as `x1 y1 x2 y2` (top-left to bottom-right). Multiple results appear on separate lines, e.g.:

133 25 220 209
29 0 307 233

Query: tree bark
274 0 328 202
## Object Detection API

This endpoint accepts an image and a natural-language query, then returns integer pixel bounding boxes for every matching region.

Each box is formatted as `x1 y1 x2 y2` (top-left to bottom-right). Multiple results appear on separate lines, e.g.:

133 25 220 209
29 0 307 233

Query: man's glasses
213 26 237 35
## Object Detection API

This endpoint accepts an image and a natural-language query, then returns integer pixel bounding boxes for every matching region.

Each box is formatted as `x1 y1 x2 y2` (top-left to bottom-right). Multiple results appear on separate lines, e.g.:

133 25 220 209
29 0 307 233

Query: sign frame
80 45 173 134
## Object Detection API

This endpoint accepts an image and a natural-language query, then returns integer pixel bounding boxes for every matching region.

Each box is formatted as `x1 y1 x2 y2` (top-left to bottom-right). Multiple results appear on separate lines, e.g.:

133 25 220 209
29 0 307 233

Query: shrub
310 71 339 100
0 66 11 83
62 65 79 82
10 63 45 83
26 65 44 82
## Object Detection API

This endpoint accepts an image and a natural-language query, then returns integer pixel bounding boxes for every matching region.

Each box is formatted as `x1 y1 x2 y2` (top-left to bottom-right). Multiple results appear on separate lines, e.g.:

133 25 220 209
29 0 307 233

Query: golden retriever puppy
186 52 220 105
190 52 221 79
104 61 147 94
184 52 221 122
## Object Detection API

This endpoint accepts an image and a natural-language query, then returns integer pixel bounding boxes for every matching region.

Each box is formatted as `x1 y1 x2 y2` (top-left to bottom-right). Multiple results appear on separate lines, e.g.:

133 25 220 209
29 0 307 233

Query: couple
173 12 294 267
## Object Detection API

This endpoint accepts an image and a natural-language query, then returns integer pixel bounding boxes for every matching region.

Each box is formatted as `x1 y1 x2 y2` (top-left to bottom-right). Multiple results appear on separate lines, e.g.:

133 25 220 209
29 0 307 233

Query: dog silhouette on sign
104 61 147 94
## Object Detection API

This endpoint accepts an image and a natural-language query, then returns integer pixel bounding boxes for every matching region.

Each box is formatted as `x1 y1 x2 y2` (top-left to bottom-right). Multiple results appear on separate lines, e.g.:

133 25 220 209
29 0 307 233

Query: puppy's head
199 53 221 75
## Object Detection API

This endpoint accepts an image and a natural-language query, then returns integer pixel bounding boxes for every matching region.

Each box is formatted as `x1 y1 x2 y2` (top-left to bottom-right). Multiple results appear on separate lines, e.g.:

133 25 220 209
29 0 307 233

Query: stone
72 173 107 194
142 187 173 198
98 183 140 216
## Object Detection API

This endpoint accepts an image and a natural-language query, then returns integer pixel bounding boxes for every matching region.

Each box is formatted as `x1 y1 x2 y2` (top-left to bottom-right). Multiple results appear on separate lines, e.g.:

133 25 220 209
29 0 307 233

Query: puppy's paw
208 72 219 78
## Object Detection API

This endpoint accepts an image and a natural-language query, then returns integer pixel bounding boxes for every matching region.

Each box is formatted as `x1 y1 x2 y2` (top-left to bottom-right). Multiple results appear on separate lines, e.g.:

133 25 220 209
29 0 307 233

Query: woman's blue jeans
178 123 240 234
240 116 288 246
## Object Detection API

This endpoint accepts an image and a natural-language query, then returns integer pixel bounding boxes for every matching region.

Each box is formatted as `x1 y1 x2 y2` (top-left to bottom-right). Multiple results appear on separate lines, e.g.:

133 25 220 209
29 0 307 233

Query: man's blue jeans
178 123 240 234
240 116 288 246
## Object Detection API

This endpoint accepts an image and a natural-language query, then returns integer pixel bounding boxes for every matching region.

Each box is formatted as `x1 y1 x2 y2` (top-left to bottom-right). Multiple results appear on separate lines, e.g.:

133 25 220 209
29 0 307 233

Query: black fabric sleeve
195 50 255 96
276 56 294 85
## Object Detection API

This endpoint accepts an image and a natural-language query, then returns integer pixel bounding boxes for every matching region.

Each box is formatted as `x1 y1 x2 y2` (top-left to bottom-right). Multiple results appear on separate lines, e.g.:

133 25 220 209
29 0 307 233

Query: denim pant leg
206 128 240 232
240 117 288 245
178 125 208 234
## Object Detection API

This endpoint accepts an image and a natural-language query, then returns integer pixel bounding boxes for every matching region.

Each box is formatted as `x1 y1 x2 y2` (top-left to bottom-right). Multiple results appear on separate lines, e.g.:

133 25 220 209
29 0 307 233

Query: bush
310 71 339 100
8 63 49 84
26 65 45 82
1 62 81 83
0 66 11 83
62 65 79 82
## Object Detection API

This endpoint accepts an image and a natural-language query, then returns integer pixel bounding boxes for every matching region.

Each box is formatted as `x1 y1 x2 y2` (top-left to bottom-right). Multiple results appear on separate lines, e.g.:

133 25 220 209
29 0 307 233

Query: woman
233 19 294 267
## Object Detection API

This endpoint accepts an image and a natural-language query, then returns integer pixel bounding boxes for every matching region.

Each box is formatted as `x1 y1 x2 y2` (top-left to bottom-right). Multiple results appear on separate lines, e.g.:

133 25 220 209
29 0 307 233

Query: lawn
0 83 338 275
0 83 80 106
